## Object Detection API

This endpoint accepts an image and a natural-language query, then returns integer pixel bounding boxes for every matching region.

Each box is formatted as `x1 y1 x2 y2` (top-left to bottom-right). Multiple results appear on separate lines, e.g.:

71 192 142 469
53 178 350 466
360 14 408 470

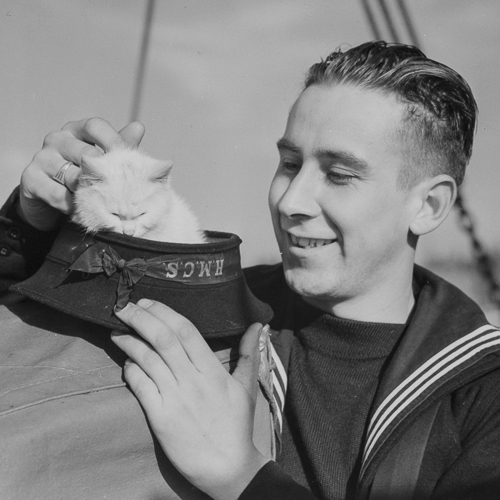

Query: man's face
269 83 418 315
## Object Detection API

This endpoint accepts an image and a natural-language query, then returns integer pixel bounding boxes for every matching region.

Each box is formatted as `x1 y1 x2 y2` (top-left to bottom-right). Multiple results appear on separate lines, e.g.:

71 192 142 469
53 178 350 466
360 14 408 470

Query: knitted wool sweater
278 300 406 499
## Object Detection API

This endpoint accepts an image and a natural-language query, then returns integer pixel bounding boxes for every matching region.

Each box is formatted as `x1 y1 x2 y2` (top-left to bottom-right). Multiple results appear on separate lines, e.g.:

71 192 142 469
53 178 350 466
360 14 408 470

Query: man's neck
303 270 416 324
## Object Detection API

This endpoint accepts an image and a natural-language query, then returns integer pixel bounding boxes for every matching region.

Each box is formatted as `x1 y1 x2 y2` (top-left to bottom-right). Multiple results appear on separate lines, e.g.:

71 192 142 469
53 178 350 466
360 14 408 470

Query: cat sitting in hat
13 146 273 337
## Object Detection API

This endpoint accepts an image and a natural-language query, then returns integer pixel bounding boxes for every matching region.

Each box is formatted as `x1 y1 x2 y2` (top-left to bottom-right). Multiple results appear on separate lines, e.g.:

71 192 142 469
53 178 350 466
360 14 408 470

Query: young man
111 42 500 499
2 42 500 499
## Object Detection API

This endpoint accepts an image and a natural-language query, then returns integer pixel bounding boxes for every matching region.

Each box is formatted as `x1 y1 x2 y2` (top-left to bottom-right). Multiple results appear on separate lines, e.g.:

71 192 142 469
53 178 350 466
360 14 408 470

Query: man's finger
19 163 74 228
110 330 177 389
135 299 223 373
43 130 102 163
114 303 197 380
43 157 81 193
61 162 81 193
61 117 127 152
119 121 145 148
232 323 262 402
122 359 163 413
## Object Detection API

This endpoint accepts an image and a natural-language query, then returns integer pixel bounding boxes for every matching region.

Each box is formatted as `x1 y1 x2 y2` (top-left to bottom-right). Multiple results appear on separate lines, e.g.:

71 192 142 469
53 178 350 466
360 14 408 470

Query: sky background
1 1 499 291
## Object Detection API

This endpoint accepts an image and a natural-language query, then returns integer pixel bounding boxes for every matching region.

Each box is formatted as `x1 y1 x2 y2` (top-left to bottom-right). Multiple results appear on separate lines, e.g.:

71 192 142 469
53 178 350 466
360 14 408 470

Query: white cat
72 146 206 243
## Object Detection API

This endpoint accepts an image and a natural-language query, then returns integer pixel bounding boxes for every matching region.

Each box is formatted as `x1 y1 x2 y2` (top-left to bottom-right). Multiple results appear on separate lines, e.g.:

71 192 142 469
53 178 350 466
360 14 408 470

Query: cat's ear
80 156 104 183
152 160 173 183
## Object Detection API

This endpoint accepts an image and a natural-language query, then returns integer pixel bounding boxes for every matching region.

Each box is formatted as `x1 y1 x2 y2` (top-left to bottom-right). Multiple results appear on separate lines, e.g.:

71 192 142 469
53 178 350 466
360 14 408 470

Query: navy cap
12 222 273 338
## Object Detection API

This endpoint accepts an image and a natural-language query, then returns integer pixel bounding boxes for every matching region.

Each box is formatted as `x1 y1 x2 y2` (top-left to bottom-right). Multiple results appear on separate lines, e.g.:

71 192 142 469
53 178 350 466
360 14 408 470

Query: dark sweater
241 264 500 500
278 297 405 500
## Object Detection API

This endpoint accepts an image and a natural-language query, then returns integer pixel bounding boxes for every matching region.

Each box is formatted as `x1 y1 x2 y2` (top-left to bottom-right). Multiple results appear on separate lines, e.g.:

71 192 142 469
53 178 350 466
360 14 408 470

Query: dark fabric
0 187 59 295
369 401 441 500
278 299 406 500
243 264 500 500
419 365 500 500
239 461 316 500
357 268 500 498
368 265 491 414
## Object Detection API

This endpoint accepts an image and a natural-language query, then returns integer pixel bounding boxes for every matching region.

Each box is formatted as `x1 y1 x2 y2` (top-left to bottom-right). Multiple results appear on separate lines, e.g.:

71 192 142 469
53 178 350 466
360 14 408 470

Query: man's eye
327 171 355 185
281 160 301 173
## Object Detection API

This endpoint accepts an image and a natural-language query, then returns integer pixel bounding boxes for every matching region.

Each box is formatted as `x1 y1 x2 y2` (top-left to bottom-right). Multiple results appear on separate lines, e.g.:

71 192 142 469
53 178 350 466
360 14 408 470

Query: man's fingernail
138 298 153 308
114 303 130 315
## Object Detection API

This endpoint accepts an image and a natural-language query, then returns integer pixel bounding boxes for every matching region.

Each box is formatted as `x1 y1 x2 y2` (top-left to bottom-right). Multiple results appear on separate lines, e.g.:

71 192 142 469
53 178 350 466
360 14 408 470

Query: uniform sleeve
430 365 500 500
0 187 59 295
238 461 316 500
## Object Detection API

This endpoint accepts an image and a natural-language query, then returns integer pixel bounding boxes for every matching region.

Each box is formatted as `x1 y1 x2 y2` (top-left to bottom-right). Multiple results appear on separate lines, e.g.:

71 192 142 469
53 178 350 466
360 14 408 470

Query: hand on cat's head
18 118 145 231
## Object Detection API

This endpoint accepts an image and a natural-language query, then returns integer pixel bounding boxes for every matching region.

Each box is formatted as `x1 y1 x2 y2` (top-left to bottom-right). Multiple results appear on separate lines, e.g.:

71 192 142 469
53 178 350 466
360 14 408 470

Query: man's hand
112 300 270 500
18 118 145 231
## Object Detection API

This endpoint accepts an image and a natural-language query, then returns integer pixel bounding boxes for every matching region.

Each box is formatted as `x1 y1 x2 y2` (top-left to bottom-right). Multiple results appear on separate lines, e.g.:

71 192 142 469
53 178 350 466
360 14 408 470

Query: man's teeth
290 234 334 248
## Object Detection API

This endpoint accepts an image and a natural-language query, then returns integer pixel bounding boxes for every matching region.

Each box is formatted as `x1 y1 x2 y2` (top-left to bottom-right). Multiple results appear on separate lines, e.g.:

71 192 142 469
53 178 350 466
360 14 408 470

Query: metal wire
130 0 156 123
395 0 421 48
377 0 401 42
360 0 383 40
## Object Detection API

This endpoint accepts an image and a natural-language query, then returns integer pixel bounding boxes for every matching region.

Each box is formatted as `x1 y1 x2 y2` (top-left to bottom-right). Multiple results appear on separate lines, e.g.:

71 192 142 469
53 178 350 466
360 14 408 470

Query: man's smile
289 233 336 249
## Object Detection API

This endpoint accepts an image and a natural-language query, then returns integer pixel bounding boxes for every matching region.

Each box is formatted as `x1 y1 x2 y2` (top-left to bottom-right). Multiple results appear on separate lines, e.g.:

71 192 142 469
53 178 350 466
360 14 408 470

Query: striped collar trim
269 334 289 445
361 324 500 477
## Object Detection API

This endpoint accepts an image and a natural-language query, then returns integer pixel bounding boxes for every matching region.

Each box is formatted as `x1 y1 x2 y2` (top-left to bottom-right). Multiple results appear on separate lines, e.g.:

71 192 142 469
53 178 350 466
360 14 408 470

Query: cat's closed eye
110 212 146 220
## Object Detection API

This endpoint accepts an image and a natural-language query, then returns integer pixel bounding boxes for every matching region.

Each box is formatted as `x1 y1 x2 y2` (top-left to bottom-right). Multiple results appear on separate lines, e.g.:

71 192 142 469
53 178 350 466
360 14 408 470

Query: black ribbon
69 242 149 310
68 241 242 311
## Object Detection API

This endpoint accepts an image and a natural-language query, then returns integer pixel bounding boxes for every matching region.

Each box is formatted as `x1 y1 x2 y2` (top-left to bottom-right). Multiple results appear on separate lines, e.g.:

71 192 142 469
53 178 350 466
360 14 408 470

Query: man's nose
278 166 320 219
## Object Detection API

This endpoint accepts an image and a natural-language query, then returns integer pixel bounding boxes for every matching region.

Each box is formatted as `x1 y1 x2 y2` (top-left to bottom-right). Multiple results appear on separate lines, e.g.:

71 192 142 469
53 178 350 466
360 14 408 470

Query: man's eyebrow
277 137 369 173
316 148 370 173
276 137 301 155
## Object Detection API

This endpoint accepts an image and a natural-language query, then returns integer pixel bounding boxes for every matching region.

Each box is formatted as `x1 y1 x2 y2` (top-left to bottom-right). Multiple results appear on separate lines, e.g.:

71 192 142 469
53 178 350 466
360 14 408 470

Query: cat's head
72 147 174 238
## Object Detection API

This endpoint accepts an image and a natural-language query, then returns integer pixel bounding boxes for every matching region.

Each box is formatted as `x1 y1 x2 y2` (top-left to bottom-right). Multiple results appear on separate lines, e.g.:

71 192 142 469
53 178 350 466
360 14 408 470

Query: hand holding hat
112 299 270 500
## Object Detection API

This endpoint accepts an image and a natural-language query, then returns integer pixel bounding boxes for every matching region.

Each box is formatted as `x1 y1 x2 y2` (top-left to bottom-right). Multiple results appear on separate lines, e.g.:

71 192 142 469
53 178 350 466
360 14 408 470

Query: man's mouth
290 234 335 249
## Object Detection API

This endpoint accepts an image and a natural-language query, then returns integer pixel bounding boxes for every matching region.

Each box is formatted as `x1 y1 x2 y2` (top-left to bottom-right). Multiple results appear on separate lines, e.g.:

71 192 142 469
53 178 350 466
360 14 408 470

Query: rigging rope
454 193 500 308
130 0 156 123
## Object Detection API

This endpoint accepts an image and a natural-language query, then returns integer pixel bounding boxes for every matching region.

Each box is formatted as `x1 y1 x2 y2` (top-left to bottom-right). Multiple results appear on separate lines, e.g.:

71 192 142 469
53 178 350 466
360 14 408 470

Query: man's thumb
233 323 263 403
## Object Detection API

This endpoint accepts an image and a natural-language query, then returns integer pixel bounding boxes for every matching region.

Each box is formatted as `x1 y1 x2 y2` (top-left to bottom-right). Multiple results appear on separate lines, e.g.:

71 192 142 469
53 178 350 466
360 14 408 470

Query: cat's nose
123 229 135 236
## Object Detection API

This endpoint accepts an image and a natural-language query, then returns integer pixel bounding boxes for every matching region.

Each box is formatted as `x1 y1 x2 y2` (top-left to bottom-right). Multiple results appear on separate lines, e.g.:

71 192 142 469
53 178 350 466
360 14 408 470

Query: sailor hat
12 222 273 338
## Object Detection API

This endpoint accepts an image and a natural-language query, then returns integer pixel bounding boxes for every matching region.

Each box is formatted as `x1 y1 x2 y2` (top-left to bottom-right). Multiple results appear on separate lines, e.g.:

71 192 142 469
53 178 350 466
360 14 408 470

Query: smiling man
110 42 500 500
3 41 500 500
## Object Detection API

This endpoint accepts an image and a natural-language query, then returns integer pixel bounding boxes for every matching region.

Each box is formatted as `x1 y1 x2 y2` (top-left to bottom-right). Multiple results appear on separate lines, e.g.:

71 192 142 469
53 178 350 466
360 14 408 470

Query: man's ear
409 174 457 236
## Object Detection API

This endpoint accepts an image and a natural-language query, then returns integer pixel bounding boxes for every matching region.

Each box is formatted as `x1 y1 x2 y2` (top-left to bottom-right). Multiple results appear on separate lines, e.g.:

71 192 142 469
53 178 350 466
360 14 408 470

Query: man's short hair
304 41 477 188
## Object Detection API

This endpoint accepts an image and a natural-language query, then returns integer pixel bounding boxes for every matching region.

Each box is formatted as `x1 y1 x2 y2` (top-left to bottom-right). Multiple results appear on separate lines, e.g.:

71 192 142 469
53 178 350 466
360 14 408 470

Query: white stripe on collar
270 340 288 438
361 324 500 476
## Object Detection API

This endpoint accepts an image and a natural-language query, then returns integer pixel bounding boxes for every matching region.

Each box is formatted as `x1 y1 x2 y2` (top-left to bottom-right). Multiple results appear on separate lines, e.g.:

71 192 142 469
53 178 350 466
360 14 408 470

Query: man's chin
283 267 330 298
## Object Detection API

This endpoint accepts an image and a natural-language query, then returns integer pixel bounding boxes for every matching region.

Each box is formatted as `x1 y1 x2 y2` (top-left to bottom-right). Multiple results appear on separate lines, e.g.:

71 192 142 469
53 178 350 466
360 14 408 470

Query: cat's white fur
72 147 206 243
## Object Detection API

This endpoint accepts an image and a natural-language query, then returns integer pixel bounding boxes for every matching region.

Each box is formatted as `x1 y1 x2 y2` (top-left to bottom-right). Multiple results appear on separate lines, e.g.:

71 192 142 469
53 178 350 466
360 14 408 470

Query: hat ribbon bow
69 242 148 310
